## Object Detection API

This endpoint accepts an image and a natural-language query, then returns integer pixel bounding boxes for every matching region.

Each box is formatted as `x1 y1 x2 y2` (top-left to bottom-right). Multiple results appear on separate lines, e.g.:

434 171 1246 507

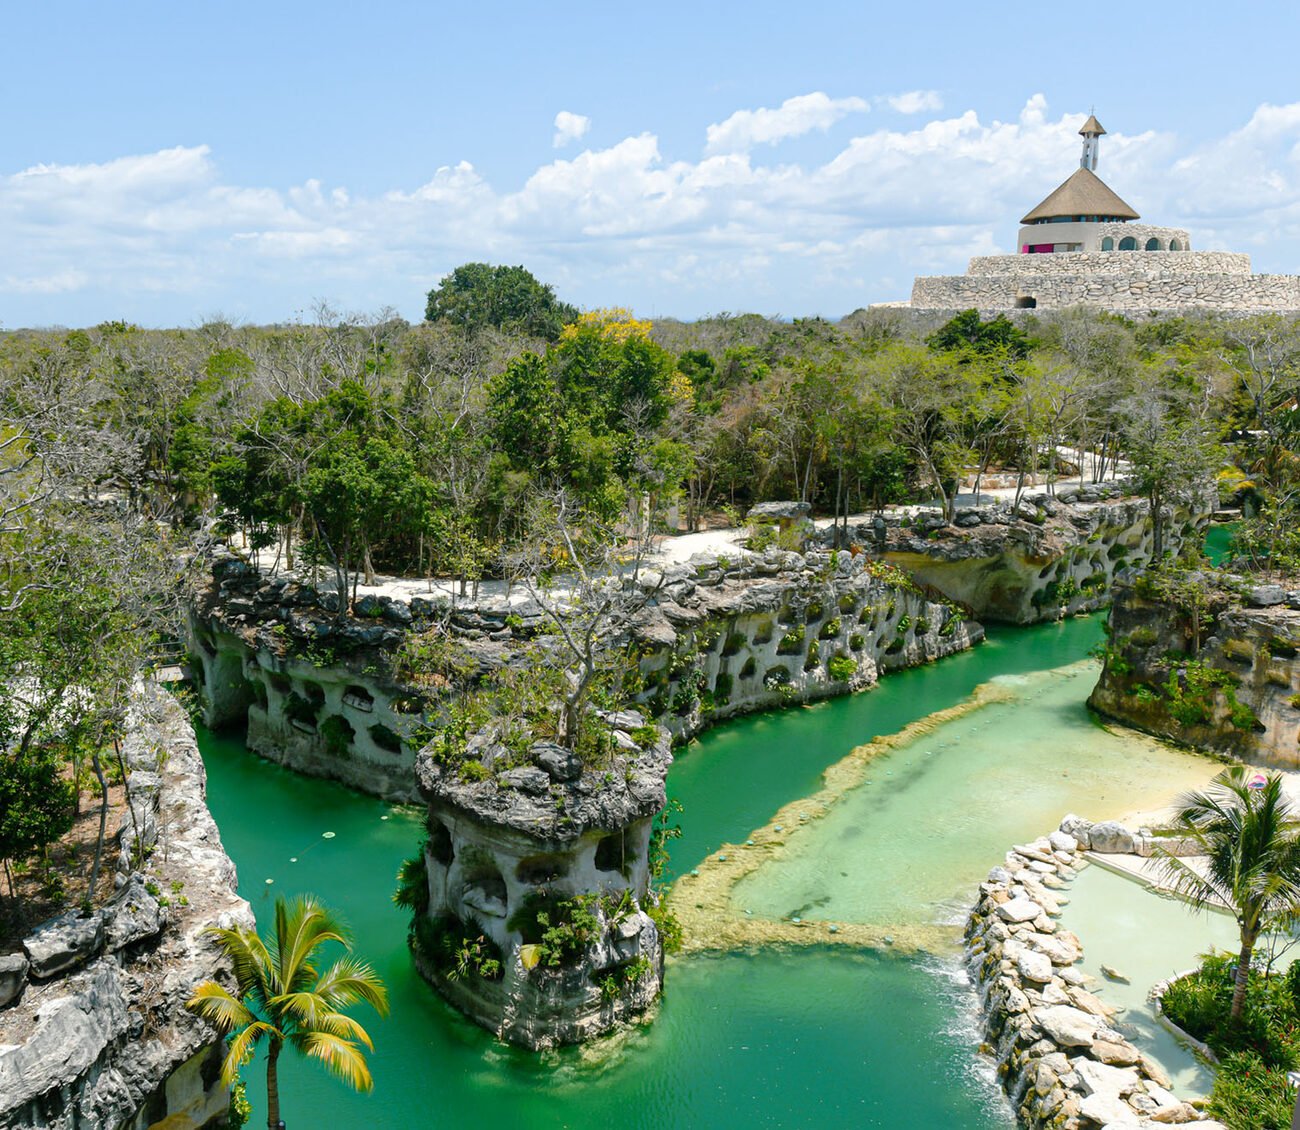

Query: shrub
803 640 820 671
1128 626 1159 647
1208 1051 1296 1130
827 655 858 682
819 617 842 640
849 633 866 651
713 672 734 703
777 627 806 655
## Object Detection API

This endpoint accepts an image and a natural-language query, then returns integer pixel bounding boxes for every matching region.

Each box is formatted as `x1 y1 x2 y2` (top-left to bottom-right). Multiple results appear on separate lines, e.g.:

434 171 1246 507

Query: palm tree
1156 766 1300 1022
187 894 389 1129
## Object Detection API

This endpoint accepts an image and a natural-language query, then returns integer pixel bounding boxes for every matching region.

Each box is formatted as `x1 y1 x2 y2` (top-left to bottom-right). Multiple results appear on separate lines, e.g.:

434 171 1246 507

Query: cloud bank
5 95 1300 325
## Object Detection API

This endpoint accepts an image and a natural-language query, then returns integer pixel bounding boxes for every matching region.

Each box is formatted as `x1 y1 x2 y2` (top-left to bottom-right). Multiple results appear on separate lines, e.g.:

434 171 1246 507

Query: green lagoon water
197 612 1217 1129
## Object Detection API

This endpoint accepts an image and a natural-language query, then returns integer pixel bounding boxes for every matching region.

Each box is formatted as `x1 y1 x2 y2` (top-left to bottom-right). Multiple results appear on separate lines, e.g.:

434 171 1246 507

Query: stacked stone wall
912 250 1300 313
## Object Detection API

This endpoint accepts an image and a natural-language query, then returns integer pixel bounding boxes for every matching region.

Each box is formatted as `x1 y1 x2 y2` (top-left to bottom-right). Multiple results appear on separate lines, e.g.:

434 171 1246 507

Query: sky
4 1 1300 328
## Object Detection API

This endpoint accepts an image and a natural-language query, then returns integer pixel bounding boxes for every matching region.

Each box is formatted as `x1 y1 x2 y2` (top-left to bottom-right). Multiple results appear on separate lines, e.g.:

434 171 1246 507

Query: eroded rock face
413 724 673 1050
1090 570 1300 767
0 686 253 1130
861 490 1211 624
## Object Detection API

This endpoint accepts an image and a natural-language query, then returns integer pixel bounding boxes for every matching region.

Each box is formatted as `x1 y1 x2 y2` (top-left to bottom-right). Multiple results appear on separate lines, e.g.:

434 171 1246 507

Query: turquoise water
200 726 1013 1129
1204 522 1238 566
666 617 1104 876
194 614 1157 1129
731 662 1218 930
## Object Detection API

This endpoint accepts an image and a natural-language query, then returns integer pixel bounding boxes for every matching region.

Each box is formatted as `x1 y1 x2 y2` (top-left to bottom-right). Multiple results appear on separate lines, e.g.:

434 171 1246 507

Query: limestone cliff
844 487 1210 624
1089 571 1300 766
0 687 253 1130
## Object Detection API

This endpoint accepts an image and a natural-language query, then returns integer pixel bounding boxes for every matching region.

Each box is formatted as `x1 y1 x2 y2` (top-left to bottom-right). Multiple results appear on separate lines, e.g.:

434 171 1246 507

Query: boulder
1089 821 1137 854
0 952 28 1007
1079 1091 1139 1126
1246 583 1286 607
23 911 105 978
1060 814 1094 849
1073 1057 1140 1097
102 874 169 952
1035 1004 1100 1047
1017 949 1053 983
1091 1039 1140 1066
497 767 551 796
996 897 1042 923
1049 830 1078 853
747 501 810 521
533 743 583 783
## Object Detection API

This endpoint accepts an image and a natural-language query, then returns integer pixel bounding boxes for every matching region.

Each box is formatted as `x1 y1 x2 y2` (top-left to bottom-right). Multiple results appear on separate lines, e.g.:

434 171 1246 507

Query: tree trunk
1230 935 1256 1022
88 748 109 903
266 1037 283 1128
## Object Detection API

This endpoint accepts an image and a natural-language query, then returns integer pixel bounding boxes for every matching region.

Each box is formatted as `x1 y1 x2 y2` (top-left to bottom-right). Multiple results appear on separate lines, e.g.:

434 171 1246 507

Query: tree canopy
424 263 578 341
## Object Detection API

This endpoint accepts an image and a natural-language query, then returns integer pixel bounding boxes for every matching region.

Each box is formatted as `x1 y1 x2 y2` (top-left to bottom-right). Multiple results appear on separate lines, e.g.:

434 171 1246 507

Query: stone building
910 115 1300 314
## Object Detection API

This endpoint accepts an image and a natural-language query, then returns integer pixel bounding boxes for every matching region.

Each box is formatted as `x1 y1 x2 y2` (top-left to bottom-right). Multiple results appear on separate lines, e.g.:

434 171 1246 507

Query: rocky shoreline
0 686 253 1130
965 815 1226 1130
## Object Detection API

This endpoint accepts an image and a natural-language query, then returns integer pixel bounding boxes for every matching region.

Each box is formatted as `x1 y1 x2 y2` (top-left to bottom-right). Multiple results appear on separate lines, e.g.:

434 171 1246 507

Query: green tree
187 895 389 1129
1155 767 1300 1023
425 263 577 341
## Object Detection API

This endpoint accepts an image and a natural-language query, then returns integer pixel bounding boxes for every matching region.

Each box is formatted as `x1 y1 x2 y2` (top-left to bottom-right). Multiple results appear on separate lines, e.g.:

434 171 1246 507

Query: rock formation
1089 570 1300 766
840 487 1209 625
410 718 672 1049
0 686 253 1130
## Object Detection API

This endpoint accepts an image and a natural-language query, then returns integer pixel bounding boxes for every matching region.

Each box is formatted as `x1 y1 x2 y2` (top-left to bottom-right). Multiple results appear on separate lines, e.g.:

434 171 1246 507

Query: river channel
198 614 1222 1128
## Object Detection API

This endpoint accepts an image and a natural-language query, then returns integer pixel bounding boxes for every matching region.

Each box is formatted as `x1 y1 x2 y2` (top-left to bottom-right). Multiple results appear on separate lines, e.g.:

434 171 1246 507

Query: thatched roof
1020 168 1139 224
1079 114 1105 136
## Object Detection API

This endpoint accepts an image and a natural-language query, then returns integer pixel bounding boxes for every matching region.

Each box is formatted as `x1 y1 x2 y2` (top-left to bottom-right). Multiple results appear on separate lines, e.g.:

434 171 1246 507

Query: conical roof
1079 114 1105 136
1020 167 1139 224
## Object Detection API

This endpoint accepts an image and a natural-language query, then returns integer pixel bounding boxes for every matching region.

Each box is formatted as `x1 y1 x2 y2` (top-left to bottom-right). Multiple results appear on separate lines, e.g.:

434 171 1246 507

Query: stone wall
912 251 1300 314
1089 573 1300 767
0 686 253 1130
843 488 1209 625
965 817 1226 1130
968 250 1246 277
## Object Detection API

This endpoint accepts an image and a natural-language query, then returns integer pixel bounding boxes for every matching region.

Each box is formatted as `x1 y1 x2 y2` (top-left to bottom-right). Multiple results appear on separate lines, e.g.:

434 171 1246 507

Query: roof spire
1079 112 1105 172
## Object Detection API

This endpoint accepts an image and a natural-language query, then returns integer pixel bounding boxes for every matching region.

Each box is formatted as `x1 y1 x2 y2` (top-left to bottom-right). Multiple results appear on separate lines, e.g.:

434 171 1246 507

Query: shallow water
666 617 1106 877
1058 864 1238 1097
729 662 1220 930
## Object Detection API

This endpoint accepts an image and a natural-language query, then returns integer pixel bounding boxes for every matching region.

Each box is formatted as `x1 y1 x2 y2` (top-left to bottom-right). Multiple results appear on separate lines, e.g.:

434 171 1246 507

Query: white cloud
553 111 591 148
705 92 869 154
5 96 1300 323
886 90 943 115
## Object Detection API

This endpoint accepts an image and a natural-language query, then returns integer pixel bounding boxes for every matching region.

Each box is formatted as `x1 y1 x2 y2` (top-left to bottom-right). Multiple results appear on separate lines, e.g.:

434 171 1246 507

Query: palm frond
312 957 390 1016
186 981 257 1034
221 1021 279 1086
297 1030 376 1093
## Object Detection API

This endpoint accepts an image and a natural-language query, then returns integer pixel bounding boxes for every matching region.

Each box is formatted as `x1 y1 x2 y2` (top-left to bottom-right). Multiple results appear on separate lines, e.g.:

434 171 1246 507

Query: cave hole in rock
268 671 291 695
595 829 636 875
1269 639 1298 660
752 619 774 646
343 684 376 711
516 853 570 885
247 678 269 709
739 656 758 680
428 820 454 866
320 714 356 757
460 851 508 915
369 723 402 754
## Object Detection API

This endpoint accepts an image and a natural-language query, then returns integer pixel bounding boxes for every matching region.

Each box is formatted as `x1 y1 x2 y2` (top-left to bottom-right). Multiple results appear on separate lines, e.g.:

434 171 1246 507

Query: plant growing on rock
1155 767 1300 1023
187 894 388 1127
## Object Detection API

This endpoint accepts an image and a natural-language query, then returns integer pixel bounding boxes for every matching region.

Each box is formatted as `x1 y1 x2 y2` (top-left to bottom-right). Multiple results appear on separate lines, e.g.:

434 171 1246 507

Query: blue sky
5 1 1300 327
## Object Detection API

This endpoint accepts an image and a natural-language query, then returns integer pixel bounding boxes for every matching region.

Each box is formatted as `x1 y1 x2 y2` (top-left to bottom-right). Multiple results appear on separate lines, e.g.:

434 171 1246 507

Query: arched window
1169 239 1181 251
1118 236 1137 251
1101 236 1114 251
1145 237 1161 251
